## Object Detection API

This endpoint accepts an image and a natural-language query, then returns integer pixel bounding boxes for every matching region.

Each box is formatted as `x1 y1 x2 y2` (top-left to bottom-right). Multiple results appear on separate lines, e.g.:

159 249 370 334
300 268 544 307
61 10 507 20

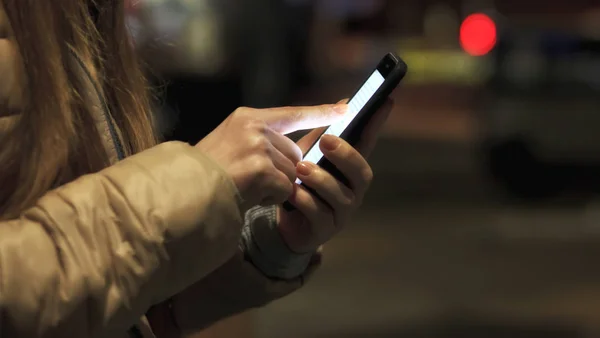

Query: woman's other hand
278 98 395 253
196 105 347 210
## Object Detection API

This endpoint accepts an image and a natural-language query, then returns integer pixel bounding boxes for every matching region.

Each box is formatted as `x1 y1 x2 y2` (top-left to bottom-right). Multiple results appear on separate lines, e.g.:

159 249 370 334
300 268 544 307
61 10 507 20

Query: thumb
262 104 347 135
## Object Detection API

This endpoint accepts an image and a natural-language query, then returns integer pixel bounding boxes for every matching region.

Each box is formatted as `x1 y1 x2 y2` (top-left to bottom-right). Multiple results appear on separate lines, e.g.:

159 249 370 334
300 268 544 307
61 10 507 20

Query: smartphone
283 52 407 211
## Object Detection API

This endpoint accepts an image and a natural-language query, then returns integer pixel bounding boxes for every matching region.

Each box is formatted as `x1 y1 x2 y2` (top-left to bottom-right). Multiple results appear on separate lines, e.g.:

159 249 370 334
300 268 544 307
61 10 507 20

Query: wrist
276 206 318 255
242 206 314 280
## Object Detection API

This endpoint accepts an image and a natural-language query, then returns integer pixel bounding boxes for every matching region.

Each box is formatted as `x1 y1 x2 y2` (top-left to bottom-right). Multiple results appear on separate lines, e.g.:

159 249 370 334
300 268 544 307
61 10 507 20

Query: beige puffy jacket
0 6 319 338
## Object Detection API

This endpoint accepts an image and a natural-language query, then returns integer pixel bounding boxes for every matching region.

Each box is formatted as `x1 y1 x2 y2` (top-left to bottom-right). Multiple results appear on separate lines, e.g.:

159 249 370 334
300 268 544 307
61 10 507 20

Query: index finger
262 104 347 135
296 98 393 157
295 98 349 152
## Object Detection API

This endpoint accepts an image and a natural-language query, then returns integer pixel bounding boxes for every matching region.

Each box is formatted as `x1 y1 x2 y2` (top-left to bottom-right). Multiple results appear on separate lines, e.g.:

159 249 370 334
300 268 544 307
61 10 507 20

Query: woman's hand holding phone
277 98 395 253
196 105 347 210
196 96 395 255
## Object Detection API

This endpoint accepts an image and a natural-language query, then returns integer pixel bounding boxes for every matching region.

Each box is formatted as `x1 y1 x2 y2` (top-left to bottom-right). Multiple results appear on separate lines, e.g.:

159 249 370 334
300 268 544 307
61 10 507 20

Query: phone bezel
301 53 406 159
283 53 407 211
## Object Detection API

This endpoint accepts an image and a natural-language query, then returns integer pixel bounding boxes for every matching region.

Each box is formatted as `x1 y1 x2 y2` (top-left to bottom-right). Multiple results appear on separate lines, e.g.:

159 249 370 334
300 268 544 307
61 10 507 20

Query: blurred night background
127 0 600 337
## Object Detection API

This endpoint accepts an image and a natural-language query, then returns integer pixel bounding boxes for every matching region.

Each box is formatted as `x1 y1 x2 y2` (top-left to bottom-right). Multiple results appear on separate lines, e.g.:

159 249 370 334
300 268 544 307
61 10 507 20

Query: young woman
0 1 393 337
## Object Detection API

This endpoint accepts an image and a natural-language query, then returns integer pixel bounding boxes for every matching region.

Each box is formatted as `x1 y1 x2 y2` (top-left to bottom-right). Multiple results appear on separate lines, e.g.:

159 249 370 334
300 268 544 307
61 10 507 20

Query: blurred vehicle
479 13 600 198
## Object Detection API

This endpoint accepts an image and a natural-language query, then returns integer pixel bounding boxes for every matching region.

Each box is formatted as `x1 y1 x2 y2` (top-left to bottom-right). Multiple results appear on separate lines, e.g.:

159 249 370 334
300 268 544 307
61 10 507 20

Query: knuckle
251 123 271 144
243 117 265 132
361 167 374 185
233 106 253 117
250 135 271 154
249 156 271 177
352 195 364 208
340 193 356 208
251 118 268 132
234 108 264 128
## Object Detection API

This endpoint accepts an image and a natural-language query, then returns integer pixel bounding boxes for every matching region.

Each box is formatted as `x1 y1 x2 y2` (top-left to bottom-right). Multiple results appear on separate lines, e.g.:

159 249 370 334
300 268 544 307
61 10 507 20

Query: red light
460 13 497 56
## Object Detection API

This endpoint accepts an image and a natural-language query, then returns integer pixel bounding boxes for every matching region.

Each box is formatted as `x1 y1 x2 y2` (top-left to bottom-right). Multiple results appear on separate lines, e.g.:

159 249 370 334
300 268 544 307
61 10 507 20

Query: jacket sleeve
147 251 322 337
241 206 315 280
146 206 322 337
0 141 244 338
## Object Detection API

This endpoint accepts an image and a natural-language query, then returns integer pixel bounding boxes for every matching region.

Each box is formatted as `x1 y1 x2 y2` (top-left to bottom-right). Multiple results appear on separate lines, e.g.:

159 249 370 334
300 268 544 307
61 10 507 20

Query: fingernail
321 134 340 151
333 104 348 115
297 162 312 177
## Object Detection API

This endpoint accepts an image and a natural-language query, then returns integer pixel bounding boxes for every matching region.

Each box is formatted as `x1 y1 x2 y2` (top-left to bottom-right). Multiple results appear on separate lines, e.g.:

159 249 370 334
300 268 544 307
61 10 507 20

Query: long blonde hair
0 0 157 219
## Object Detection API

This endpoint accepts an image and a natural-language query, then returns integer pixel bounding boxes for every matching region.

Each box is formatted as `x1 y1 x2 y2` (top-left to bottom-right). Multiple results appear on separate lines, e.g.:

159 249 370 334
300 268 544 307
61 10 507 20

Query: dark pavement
255 137 600 338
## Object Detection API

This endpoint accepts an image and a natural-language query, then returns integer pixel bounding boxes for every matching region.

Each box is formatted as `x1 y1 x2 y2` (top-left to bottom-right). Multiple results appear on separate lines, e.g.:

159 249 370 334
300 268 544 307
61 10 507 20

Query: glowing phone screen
296 70 385 184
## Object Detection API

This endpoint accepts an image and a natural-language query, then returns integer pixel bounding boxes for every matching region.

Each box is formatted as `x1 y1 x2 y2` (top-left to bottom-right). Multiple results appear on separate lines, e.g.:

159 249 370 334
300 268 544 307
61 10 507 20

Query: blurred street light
459 13 497 56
